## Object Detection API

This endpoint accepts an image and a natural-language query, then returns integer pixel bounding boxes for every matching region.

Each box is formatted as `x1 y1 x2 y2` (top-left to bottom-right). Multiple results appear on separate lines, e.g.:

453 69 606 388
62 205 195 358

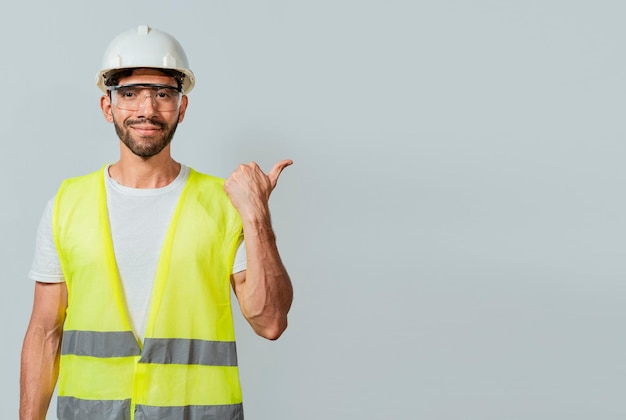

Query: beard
113 115 179 158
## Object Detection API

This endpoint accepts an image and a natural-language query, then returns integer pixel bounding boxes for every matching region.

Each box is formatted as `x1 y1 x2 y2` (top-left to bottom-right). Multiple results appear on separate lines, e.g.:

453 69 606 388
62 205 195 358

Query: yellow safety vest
52 167 244 420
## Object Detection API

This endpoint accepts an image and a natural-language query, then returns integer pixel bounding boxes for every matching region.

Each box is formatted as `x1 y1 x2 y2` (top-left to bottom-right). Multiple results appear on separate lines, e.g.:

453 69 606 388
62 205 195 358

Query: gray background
2 0 624 419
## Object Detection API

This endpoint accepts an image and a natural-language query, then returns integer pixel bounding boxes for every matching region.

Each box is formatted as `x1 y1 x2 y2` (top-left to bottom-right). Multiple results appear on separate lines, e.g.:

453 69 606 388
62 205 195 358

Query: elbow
254 317 288 341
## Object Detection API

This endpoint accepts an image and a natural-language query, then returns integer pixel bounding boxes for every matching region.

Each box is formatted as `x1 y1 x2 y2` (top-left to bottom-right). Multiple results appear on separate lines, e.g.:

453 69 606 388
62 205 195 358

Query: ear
100 94 114 123
177 95 189 123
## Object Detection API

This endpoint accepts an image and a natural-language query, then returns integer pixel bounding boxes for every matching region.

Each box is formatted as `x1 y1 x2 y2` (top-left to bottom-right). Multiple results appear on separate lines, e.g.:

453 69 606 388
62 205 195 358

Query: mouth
131 125 161 135
127 120 164 136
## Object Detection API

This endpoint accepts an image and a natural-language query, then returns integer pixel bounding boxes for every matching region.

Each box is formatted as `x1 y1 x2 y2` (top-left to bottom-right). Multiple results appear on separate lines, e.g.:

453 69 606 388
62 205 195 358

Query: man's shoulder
185 167 236 207
60 167 105 187
55 167 106 201
187 167 226 187
184 167 241 228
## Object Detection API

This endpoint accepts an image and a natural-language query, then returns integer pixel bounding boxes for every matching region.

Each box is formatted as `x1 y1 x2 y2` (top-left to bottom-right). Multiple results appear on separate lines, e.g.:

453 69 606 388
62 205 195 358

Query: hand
224 159 293 216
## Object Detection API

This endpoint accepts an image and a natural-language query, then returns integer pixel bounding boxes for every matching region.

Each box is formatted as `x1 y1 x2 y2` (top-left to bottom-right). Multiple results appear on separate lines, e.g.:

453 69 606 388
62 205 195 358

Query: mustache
125 118 166 129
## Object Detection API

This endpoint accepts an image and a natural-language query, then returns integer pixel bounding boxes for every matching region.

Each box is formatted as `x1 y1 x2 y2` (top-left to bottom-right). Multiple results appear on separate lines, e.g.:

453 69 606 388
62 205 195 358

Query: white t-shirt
29 165 246 341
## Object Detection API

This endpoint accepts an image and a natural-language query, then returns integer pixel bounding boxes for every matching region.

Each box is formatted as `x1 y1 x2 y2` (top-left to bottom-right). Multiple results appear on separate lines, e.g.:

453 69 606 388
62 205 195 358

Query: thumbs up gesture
224 159 293 217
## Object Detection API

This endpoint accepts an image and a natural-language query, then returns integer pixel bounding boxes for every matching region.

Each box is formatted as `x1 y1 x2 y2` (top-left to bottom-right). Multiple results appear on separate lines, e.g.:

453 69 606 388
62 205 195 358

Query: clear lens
108 84 182 111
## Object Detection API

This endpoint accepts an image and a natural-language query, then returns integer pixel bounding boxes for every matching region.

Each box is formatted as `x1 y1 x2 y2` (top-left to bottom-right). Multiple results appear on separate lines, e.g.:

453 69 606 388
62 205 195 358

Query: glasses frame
107 83 183 111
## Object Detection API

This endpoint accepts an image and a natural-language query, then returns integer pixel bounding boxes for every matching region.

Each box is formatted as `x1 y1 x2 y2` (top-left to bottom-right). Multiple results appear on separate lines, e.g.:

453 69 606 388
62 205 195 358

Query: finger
268 159 293 188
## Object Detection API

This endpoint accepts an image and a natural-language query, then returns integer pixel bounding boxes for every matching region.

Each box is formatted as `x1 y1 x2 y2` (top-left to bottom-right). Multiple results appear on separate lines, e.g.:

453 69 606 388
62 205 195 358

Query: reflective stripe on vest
141 337 238 366
61 331 237 366
135 403 243 419
58 397 243 420
58 397 131 420
61 331 140 358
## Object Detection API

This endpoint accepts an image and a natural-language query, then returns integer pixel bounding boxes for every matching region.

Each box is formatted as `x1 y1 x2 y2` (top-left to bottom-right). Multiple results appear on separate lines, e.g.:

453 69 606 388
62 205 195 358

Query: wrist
242 214 276 241
239 203 271 225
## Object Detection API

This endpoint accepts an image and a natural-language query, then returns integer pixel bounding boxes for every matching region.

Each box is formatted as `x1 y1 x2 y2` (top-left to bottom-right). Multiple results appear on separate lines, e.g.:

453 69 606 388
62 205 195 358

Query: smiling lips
132 125 161 135
126 119 165 136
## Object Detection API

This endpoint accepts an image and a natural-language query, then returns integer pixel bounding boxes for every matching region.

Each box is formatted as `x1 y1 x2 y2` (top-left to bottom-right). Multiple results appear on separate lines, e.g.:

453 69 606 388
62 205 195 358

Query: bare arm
225 160 294 340
20 281 67 420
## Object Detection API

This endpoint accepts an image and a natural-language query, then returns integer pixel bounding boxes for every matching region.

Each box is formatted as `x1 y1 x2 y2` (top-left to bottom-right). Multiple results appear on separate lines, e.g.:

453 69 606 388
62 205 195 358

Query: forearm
20 325 62 419
238 211 293 340
224 159 294 339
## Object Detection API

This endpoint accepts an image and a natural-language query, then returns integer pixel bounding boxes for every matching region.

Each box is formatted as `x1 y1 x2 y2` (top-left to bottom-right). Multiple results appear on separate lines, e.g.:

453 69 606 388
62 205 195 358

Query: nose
136 93 158 116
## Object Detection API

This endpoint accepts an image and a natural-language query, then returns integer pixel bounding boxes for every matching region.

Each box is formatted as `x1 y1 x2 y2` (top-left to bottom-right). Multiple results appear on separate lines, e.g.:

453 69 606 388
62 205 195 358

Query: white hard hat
96 25 195 94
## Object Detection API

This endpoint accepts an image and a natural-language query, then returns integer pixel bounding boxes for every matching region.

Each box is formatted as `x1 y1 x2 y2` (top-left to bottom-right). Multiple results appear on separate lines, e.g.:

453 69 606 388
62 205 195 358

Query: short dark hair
104 68 185 91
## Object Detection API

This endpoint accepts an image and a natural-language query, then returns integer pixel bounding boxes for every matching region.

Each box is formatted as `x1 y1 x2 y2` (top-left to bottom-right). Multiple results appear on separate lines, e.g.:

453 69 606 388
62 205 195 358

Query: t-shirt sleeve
232 234 247 274
28 197 65 283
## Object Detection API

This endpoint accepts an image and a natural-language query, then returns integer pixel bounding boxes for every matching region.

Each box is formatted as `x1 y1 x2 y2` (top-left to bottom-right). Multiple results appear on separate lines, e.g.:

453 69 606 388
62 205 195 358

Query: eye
118 88 137 99
155 90 171 99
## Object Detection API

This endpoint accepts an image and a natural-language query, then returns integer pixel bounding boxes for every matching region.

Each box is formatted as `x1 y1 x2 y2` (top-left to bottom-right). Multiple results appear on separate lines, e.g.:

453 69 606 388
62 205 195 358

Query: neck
109 145 181 188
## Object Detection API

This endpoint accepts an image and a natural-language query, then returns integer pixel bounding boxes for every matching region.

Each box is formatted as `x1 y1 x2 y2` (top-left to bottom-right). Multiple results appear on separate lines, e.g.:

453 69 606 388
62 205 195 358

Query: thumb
268 159 293 189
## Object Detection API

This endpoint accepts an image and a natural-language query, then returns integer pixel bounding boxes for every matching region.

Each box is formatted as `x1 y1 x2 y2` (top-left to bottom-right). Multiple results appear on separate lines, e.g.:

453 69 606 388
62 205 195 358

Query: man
20 25 293 420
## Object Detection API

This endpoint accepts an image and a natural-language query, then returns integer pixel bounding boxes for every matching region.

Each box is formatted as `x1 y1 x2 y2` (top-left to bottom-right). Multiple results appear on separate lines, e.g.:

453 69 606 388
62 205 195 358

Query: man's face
101 69 188 158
